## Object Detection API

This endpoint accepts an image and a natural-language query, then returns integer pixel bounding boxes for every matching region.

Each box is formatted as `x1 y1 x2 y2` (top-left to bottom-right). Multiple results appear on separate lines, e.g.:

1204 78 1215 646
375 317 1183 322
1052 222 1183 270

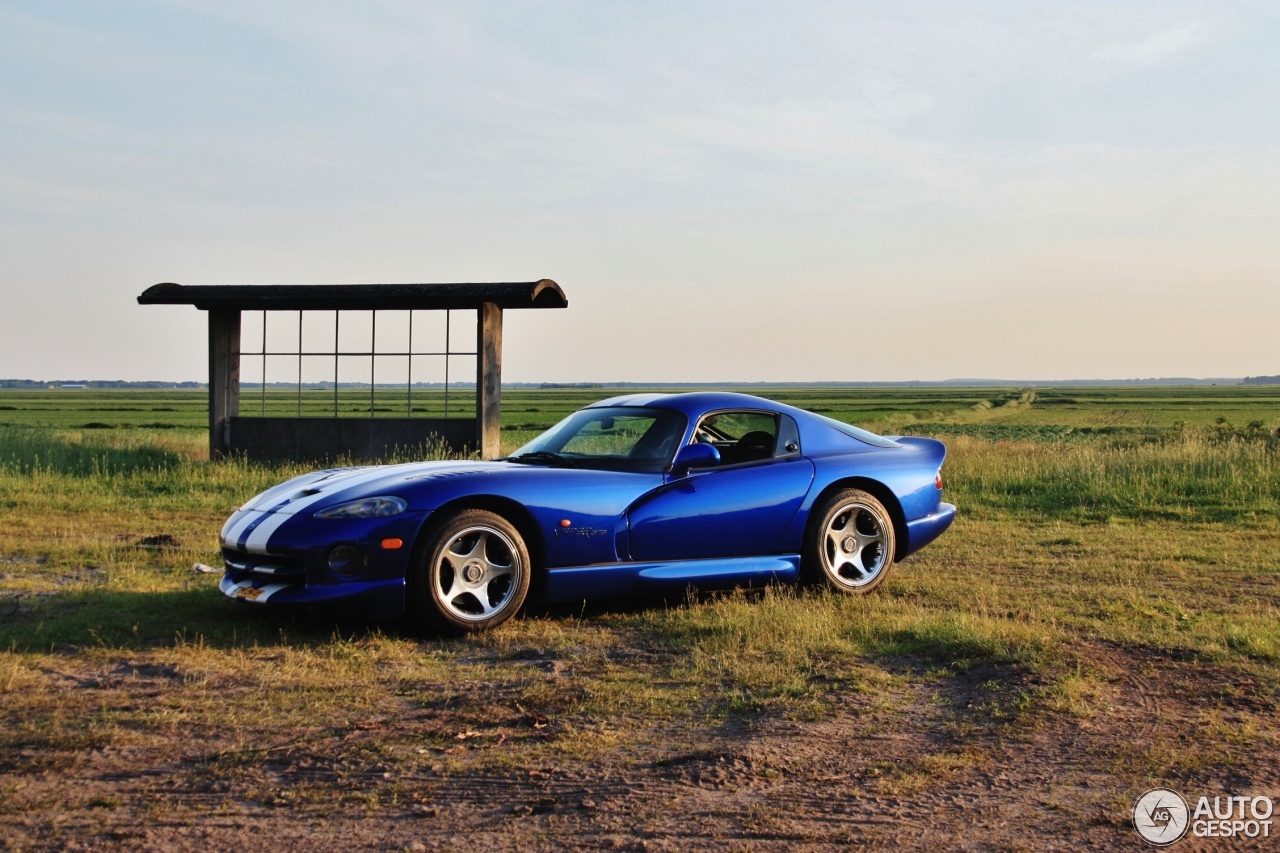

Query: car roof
584 391 907 451
586 391 811 421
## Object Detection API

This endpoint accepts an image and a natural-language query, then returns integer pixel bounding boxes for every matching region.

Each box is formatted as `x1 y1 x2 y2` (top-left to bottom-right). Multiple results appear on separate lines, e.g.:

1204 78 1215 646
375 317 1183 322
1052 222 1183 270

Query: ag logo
1133 788 1190 846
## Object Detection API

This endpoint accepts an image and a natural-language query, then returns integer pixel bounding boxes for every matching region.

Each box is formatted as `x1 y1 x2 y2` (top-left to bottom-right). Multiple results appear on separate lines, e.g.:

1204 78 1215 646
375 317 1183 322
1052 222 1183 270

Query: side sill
544 555 800 604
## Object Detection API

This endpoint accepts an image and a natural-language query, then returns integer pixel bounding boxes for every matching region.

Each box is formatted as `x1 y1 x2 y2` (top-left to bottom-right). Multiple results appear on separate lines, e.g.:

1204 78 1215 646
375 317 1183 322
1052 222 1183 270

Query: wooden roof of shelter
137 280 567 312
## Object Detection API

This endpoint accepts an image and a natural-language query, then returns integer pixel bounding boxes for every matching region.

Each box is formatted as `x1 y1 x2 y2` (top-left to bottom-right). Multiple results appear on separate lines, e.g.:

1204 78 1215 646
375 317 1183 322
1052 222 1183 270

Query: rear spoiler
887 435 947 467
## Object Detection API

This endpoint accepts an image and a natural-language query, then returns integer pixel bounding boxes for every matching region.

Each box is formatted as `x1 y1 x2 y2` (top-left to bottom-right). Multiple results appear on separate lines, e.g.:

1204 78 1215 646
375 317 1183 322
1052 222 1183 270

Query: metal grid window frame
240 308 478 418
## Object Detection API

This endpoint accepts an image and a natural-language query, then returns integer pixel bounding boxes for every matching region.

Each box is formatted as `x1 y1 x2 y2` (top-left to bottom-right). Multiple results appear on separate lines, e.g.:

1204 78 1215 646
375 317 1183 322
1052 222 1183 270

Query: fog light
328 545 367 579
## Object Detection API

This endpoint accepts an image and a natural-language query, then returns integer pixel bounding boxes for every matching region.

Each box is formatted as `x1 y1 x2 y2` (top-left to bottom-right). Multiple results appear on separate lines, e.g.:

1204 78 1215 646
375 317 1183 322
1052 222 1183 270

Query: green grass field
1 385 1278 850
7 383 1278 431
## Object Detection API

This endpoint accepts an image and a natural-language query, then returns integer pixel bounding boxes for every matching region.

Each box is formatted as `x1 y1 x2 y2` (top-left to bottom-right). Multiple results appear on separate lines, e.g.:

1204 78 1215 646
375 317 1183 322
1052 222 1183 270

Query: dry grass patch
1 418 1279 849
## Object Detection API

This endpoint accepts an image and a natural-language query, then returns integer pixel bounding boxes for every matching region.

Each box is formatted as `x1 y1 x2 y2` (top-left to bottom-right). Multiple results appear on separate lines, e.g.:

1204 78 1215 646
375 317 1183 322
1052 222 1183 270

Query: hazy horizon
2 2 1278 383
2 375 1268 389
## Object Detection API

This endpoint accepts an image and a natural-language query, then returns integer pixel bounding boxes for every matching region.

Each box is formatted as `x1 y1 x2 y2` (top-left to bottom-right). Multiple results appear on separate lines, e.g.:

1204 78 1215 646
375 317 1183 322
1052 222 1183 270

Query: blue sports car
218 392 955 632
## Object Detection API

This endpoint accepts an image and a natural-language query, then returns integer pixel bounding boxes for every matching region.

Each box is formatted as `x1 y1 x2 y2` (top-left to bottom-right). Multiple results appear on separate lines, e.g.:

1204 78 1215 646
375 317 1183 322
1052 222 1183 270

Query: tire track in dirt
4 643 1277 851
1090 642 1163 743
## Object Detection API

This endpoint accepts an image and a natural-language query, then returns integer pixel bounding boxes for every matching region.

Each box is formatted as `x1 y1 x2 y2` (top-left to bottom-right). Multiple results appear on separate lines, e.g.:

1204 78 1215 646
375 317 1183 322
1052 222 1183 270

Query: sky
1 0 1277 383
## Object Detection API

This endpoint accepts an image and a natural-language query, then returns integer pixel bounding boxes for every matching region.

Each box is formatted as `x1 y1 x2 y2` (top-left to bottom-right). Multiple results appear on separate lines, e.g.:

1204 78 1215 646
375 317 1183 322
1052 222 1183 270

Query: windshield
508 407 688 472
813 413 902 448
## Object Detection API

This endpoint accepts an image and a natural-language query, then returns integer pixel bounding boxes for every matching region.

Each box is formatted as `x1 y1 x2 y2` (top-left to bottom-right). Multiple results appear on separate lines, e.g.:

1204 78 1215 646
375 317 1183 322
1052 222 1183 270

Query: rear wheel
803 489 896 593
408 509 531 633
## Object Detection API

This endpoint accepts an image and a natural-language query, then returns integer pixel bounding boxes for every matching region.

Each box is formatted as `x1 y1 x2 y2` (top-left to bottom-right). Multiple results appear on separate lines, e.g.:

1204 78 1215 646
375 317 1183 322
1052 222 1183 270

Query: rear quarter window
808 413 902 450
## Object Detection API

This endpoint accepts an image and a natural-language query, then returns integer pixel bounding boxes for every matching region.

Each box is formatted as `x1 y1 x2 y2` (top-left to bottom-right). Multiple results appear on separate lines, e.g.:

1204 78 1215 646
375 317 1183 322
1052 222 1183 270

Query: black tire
407 509 532 633
802 489 896 594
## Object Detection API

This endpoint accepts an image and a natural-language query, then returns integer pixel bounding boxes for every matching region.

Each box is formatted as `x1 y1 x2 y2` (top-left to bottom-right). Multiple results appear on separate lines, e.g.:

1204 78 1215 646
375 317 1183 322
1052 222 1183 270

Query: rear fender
797 477 910 561
777 442 947 559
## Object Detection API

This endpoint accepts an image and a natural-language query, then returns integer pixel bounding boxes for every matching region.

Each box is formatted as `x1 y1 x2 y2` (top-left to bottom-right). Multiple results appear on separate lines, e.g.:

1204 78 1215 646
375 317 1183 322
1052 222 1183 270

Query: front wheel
802 489 896 593
407 509 531 633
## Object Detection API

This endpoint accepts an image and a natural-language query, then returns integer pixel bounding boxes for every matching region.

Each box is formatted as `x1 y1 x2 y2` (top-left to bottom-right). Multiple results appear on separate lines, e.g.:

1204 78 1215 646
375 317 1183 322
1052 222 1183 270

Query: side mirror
672 443 720 476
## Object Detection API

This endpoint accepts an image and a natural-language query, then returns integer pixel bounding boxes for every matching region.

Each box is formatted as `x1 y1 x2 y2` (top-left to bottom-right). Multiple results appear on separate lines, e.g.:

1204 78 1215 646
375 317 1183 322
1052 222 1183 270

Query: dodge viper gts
218 392 955 632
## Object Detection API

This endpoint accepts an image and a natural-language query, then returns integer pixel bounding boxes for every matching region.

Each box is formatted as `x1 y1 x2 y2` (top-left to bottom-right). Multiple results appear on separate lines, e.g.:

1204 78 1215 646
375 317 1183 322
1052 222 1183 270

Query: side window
693 411 781 465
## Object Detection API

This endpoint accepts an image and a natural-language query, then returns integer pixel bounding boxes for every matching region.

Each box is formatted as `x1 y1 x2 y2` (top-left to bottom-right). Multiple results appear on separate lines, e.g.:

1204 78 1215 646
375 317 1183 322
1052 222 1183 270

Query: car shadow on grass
0 583 696 653
0 586 398 652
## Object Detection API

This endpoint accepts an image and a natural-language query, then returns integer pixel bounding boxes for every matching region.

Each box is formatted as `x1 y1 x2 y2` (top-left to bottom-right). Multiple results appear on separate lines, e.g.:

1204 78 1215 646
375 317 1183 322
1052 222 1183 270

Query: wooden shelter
137 281 567 461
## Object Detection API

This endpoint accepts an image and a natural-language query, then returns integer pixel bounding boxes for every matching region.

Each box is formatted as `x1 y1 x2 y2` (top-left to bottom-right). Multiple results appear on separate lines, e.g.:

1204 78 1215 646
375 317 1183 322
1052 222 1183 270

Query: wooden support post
208 309 241 460
476 302 502 459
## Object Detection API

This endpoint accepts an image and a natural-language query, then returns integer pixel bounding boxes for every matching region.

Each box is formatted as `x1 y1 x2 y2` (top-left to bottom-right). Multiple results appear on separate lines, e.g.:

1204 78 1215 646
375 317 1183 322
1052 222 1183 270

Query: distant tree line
1242 375 1280 385
0 379 204 389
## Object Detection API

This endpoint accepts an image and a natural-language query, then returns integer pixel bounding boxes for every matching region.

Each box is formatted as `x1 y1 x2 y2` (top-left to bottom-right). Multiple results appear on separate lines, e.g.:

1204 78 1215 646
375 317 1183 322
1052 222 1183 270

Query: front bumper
216 509 430 619
219 572 406 618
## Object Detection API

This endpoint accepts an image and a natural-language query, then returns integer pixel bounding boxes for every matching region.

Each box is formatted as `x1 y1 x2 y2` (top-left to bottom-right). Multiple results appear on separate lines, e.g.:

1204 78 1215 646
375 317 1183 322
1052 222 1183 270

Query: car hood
238 460 510 516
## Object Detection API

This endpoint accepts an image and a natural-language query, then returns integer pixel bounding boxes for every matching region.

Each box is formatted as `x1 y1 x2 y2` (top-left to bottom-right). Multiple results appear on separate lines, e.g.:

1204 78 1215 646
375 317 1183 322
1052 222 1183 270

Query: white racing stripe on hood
224 489 309 547
240 464 418 554
221 512 246 544
223 493 296 547
224 467 386 548
223 510 262 548
248 467 378 514
222 468 370 546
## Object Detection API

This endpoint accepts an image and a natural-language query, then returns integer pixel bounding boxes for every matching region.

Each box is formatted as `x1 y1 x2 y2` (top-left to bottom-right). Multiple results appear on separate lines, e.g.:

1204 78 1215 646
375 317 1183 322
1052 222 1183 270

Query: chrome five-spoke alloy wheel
410 508 532 633
804 489 896 594
822 501 890 589
434 525 523 622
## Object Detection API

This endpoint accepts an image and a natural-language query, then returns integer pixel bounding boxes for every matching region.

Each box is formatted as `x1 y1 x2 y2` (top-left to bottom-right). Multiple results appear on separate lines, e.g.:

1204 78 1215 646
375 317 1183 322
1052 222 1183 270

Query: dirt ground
4 638 1277 853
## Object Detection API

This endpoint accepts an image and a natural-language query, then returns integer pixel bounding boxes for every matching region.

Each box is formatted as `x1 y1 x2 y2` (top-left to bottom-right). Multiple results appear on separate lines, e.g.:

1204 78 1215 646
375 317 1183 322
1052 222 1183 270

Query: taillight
935 471 943 491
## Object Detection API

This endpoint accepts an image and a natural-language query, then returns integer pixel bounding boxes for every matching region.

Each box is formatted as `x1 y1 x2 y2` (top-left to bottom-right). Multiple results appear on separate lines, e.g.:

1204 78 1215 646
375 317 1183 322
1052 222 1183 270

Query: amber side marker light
381 538 404 550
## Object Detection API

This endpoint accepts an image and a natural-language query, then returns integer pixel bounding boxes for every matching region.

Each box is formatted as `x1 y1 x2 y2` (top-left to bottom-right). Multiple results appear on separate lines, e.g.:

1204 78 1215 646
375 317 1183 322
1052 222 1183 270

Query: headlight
314 496 407 519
